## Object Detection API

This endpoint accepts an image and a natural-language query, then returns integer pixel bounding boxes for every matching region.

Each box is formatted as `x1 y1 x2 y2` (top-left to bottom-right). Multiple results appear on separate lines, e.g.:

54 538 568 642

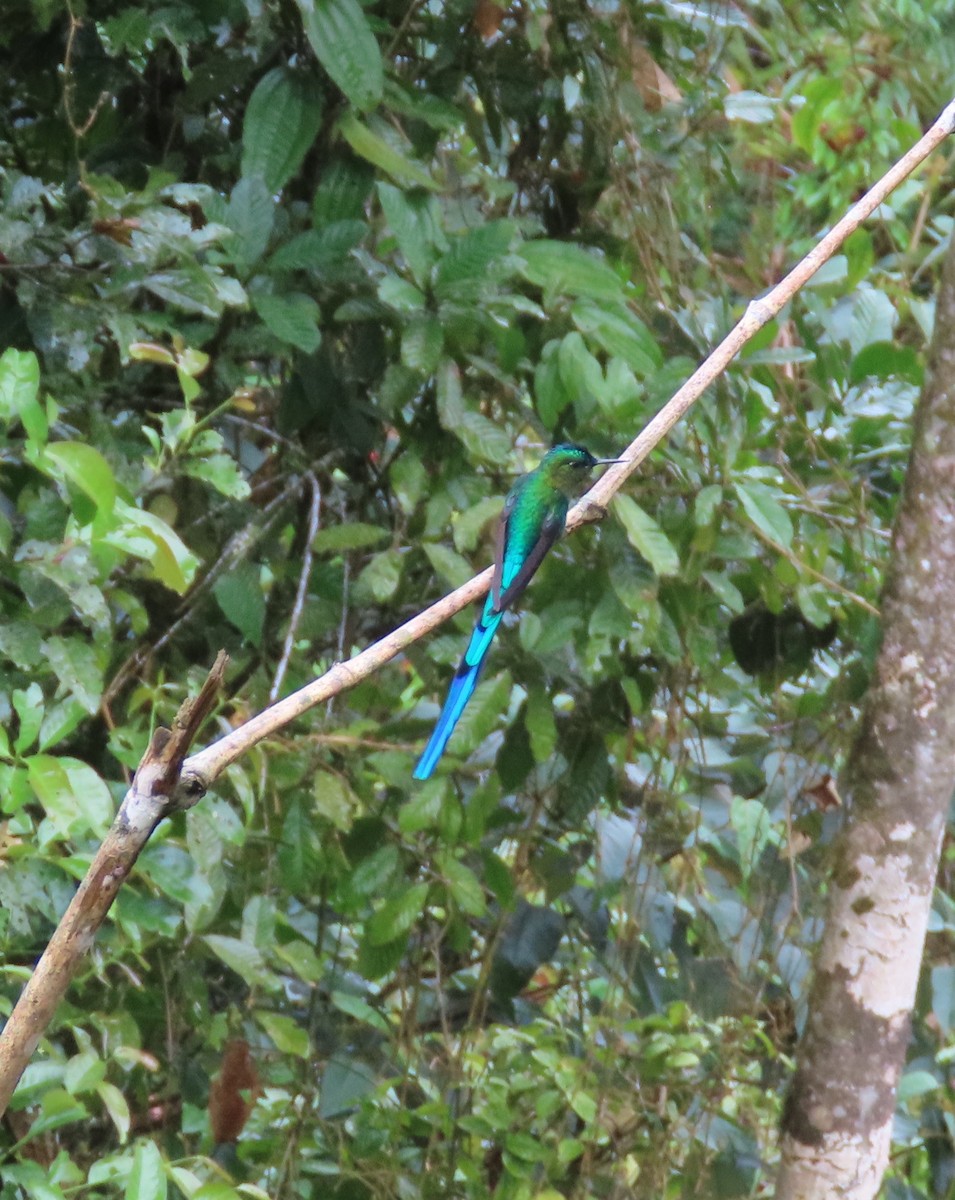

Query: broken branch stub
0 651 228 1118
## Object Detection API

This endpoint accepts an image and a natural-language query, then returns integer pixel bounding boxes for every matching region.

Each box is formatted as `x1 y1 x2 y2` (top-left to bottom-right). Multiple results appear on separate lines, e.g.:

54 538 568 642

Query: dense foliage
1 0 954 1196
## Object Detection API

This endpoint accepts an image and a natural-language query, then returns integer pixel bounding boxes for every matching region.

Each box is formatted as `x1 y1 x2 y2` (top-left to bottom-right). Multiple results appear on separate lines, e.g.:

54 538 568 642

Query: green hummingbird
413 443 619 780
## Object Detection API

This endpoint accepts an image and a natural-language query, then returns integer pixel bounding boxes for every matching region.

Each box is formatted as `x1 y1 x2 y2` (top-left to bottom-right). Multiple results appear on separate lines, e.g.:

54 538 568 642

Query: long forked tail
413 600 503 780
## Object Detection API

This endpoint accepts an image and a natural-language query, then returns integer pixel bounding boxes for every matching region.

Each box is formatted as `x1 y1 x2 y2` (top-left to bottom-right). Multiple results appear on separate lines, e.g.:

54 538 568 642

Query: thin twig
63 3 110 140
328 493 352 720
270 473 321 703
744 520 881 616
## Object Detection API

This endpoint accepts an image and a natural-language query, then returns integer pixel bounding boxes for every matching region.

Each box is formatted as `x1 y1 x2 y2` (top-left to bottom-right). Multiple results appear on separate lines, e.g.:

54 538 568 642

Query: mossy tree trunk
775 227 955 1196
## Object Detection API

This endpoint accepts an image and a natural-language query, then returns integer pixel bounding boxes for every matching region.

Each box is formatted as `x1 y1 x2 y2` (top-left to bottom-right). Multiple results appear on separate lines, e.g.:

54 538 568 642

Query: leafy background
1 0 954 1197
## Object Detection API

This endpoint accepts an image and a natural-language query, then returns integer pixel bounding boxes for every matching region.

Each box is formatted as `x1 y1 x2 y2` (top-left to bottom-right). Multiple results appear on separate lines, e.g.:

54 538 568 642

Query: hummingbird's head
541 443 614 496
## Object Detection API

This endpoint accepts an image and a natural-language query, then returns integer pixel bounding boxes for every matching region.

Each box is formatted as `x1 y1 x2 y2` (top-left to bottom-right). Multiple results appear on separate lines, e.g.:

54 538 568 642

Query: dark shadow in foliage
729 601 837 683
490 898 564 1010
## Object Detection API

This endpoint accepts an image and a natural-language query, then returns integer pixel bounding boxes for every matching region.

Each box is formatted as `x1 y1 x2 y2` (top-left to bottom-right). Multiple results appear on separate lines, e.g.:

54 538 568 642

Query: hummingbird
413 443 619 780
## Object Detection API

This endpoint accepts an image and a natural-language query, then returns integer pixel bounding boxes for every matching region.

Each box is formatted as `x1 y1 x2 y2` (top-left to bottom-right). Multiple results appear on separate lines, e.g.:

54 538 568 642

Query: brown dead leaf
627 38 682 110
209 1038 260 1143
805 774 842 811
473 0 506 40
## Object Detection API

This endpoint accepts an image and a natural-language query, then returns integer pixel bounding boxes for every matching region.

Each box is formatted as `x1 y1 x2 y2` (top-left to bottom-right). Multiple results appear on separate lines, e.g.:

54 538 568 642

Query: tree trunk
775 228 955 1195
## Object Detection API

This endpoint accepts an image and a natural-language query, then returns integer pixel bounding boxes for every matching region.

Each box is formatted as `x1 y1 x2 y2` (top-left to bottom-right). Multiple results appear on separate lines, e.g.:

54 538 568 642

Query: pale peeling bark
775 231 955 1197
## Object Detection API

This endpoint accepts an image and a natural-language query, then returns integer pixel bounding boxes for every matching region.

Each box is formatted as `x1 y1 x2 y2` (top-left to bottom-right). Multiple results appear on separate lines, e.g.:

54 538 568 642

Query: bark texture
0 653 226 1117
775 229 955 1196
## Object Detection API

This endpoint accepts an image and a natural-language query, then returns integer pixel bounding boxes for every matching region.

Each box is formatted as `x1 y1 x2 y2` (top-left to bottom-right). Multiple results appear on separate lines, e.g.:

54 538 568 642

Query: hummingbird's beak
595 458 624 466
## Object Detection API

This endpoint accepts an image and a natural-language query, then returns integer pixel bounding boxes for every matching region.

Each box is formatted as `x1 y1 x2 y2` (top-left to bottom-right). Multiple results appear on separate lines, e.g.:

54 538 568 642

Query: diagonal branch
183 98 955 789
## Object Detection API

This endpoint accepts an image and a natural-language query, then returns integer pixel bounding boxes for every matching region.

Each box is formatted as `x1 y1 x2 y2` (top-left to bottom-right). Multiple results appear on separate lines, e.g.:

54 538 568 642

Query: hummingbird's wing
493 508 564 615
491 490 517 610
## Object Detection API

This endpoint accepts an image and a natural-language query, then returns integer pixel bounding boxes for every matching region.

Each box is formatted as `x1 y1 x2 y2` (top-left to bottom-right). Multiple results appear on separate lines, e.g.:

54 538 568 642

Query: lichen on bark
775 227 955 1199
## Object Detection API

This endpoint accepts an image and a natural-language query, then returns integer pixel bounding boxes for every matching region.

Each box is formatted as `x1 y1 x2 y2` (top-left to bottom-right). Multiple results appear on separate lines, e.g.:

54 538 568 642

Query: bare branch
185 98 955 789
0 654 228 1116
270 472 321 702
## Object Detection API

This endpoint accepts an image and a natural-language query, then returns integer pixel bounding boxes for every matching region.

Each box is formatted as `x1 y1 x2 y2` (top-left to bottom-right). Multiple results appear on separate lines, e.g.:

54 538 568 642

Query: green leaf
452 410 511 465
125 1139 166 1200
269 221 367 272
614 496 679 576
296 0 383 111
227 175 275 265
312 522 390 553
453 496 502 554
434 221 514 297
41 638 104 714
571 299 662 375
365 881 429 945
0 621 43 669
398 782 443 834
378 273 426 311
213 563 265 646
318 1054 378 1118
43 442 117 514
423 542 473 589
203 935 277 990
144 266 247 318
256 1012 311 1058
694 484 723 527
558 331 603 400
338 111 437 190
791 76 842 154
703 570 745 614
38 698 87 753
401 313 443 374
313 771 359 831
64 1051 106 1095
526 688 557 762
356 549 402 602
724 90 778 124
348 844 400 898
13 683 44 754
278 800 320 894
253 292 322 352
535 340 571 429
313 156 375 224
242 67 324 191
735 481 793 548
377 183 436 286
109 501 199 594
435 851 485 916
0 348 46 443
26 754 113 837
796 582 832 630
568 1090 597 1124
97 1082 131 1144
19 1090 87 1142
331 991 391 1033
453 671 512 753
898 1069 941 1102
518 240 622 300
730 795 778 880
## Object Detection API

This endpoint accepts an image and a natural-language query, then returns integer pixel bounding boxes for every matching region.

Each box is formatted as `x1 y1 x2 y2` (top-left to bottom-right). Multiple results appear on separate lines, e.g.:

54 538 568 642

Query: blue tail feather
413 601 503 780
